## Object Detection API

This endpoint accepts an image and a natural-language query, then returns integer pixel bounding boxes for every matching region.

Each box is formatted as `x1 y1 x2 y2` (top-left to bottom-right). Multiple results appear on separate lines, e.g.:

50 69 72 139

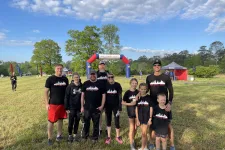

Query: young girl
136 83 153 150
122 78 139 150
152 93 171 150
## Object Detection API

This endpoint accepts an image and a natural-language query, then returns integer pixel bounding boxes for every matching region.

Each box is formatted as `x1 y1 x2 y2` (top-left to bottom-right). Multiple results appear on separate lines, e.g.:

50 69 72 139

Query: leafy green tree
101 24 120 54
65 26 102 75
31 39 62 74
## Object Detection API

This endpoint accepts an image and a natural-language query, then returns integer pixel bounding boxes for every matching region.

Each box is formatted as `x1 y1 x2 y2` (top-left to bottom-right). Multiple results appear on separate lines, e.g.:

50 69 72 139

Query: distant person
104 73 123 145
165 70 170 76
169 71 174 81
64 73 82 142
81 70 106 142
10 72 17 91
44 64 69 146
152 93 172 150
146 59 175 150
139 70 143 79
97 61 109 135
122 78 139 150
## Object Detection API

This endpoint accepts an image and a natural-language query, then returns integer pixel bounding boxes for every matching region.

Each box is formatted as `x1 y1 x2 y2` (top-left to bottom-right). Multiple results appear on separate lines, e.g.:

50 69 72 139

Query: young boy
152 93 172 150
64 73 82 142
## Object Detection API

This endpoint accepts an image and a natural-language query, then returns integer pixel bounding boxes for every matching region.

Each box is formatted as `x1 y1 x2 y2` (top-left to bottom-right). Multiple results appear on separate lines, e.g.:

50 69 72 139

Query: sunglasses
108 76 114 79
90 73 96 75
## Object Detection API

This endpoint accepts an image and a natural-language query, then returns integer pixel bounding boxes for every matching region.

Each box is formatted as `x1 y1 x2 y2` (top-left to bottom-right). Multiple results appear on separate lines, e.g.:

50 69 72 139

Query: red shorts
48 104 67 123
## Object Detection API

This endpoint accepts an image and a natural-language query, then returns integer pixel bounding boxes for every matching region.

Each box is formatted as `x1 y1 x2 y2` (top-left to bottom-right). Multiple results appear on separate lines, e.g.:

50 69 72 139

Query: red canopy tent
162 62 188 80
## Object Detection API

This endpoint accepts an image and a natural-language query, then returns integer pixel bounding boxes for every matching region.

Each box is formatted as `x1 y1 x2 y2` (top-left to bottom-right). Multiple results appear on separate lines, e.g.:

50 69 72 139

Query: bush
194 65 220 78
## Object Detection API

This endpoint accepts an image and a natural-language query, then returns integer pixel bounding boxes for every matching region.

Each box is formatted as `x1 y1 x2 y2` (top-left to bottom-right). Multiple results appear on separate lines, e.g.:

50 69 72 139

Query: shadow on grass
172 93 225 150
4 112 132 150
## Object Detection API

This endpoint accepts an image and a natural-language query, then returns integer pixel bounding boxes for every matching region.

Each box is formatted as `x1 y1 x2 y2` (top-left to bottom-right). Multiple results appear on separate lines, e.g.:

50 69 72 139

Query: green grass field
0 75 225 150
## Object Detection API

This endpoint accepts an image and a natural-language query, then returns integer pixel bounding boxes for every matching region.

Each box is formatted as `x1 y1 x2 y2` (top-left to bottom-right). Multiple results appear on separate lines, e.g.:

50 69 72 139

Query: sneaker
48 139 53 146
138 148 149 150
148 144 155 150
105 137 111 144
67 135 73 143
56 135 63 142
130 144 136 150
115 136 123 144
92 139 98 143
170 146 176 150
99 130 102 136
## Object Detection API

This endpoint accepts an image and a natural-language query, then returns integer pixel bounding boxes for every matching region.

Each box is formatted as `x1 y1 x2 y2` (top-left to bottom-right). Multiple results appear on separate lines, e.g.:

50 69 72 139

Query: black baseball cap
99 61 105 65
153 59 162 65
90 70 97 74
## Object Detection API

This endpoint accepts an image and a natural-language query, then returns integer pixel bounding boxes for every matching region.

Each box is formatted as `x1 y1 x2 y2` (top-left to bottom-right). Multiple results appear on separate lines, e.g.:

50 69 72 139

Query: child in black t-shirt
152 93 171 150
122 78 139 150
64 73 82 142
136 83 153 150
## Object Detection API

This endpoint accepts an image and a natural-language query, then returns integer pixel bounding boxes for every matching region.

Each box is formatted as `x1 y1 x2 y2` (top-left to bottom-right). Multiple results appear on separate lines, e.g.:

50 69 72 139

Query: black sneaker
67 135 73 143
56 135 63 142
48 139 53 146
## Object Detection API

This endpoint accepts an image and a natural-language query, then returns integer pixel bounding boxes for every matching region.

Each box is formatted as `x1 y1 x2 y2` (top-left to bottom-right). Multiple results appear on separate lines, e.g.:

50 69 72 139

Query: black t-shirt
123 89 139 103
82 80 106 111
137 95 152 120
64 82 82 110
152 105 171 135
105 82 122 109
45 75 69 105
10 75 17 82
146 73 173 105
97 70 109 87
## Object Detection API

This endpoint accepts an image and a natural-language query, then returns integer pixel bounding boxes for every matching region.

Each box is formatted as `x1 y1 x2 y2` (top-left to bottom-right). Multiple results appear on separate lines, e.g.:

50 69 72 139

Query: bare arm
148 107 153 125
122 100 136 106
81 92 85 112
100 93 106 109
44 88 50 110
136 106 140 126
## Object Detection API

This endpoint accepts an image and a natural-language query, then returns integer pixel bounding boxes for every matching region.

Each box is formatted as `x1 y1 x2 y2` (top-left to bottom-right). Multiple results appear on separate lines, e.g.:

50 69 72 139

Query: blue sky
0 0 225 63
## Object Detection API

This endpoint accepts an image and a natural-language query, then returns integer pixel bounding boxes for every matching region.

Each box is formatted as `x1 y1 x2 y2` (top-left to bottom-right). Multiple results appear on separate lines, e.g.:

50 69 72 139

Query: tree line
0 24 225 76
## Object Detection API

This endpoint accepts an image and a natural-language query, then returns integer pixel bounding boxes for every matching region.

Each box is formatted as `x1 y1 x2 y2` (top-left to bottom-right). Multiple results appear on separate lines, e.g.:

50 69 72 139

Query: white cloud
0 40 34 46
11 0 225 33
0 32 6 40
121 46 180 57
1 29 10 33
32 29 40 33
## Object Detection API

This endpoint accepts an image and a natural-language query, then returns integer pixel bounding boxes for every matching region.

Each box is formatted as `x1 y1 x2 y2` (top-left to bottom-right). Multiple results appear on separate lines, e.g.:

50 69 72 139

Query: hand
148 119 152 126
136 119 140 126
81 107 84 113
46 104 49 111
165 103 171 112
66 110 70 114
97 106 103 112
130 101 136 106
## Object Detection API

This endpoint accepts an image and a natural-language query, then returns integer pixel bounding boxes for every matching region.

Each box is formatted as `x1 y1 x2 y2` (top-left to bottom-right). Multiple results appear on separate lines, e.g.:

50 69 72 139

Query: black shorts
138 113 149 125
127 106 136 118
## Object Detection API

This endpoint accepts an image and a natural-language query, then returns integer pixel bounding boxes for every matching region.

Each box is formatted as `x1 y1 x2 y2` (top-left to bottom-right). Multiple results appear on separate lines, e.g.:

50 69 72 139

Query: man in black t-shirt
44 64 69 145
81 70 106 142
10 72 17 91
97 61 109 135
146 59 175 150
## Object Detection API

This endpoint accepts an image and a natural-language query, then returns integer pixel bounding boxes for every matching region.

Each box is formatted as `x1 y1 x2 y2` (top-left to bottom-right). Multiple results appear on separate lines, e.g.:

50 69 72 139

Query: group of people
44 59 175 150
